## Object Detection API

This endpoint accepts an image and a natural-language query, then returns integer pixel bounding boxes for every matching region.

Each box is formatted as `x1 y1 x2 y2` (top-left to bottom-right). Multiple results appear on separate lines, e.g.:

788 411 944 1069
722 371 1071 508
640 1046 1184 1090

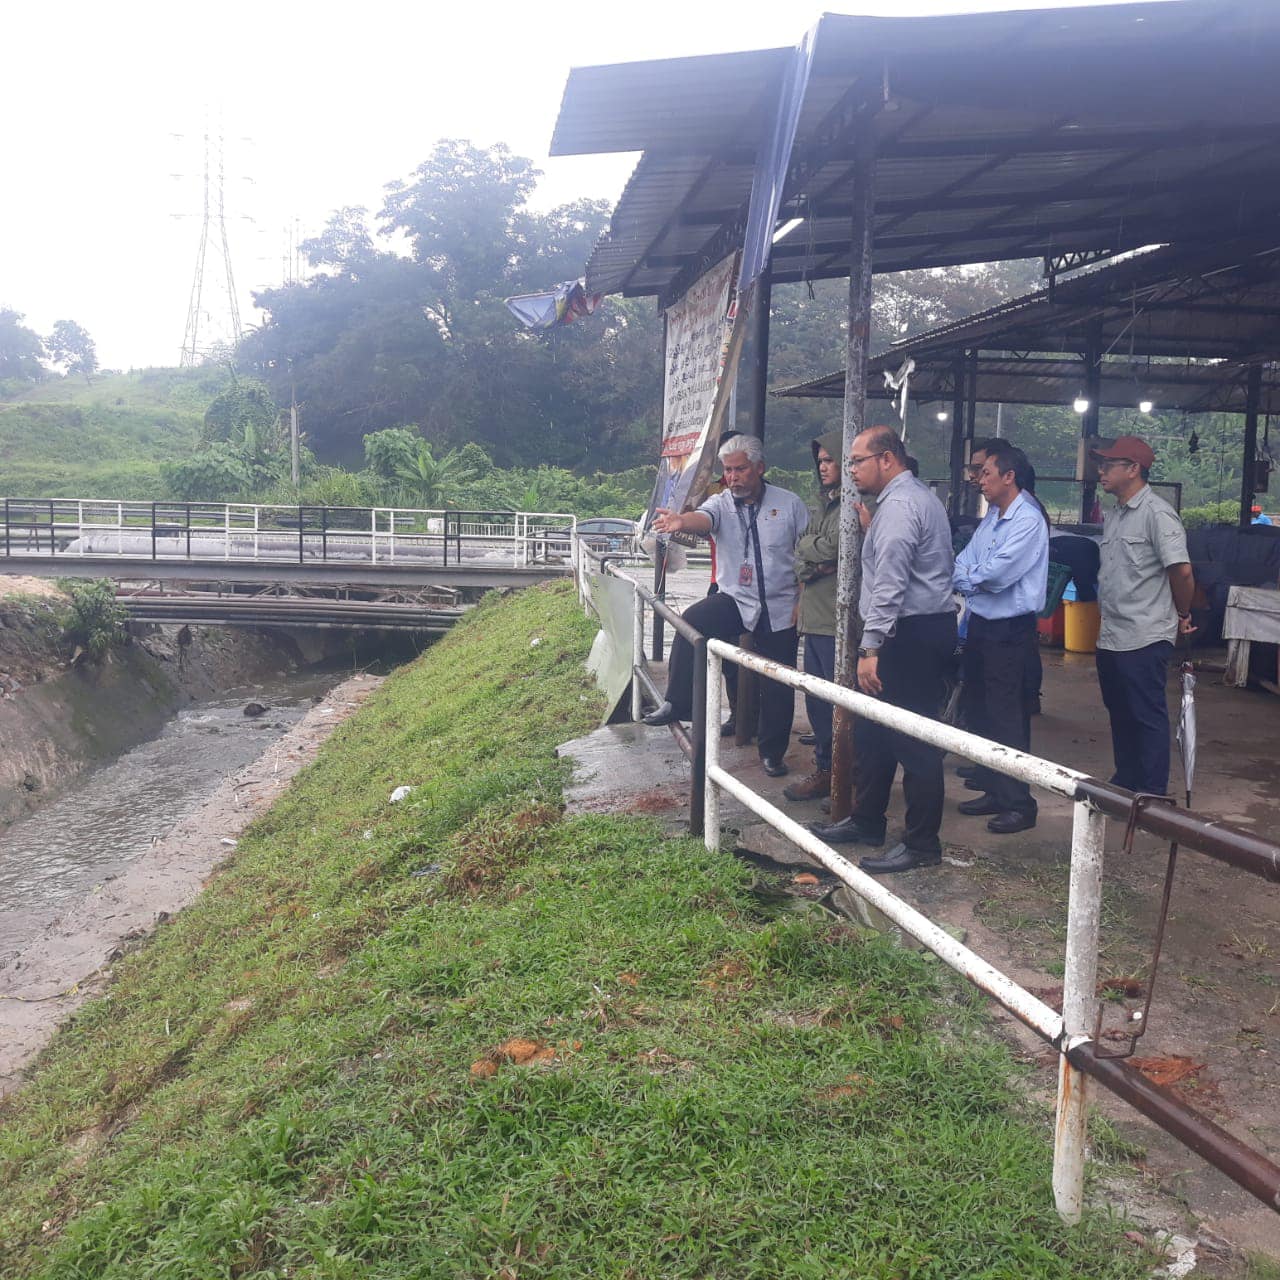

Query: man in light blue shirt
952 442 1048 834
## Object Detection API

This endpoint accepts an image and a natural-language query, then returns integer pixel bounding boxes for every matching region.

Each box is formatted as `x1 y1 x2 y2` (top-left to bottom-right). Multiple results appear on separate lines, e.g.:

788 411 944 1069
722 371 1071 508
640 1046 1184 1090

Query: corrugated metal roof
550 2 1280 300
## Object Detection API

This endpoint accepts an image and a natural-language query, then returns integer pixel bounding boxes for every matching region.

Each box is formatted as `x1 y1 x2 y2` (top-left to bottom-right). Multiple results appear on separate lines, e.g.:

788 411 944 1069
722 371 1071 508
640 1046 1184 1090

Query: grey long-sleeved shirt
860 470 955 650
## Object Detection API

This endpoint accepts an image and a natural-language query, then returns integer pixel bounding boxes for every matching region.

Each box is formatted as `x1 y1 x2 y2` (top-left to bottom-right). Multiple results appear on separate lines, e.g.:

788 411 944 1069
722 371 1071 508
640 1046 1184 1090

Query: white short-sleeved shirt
699 482 809 632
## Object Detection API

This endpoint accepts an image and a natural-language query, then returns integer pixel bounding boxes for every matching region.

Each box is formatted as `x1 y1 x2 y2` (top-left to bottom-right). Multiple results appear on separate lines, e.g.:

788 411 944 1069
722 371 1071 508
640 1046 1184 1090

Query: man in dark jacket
784 431 842 802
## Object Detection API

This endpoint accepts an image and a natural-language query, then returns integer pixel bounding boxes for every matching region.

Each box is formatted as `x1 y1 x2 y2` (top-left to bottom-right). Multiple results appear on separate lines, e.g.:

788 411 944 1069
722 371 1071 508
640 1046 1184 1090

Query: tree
239 140 653 470
392 441 479 508
0 309 47 386
45 319 98 384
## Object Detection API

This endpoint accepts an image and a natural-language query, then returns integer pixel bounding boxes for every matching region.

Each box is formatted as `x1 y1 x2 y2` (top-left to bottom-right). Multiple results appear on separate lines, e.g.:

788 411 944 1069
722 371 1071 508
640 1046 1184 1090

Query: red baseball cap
1091 435 1155 470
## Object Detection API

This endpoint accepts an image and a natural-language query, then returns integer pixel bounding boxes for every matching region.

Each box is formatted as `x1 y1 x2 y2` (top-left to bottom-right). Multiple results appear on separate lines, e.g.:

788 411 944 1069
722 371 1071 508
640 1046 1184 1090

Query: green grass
0 582 1148 1278
0 369 217 498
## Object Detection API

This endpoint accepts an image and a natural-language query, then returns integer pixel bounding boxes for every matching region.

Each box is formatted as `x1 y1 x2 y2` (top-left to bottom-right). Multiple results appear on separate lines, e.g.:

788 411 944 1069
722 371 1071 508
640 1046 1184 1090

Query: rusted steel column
1239 364 1262 529
1053 798 1107 1222
829 110 876 823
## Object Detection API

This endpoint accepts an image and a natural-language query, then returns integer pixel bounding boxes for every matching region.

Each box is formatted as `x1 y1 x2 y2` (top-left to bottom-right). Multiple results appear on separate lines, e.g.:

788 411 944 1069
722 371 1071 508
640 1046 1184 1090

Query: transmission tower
179 128 243 366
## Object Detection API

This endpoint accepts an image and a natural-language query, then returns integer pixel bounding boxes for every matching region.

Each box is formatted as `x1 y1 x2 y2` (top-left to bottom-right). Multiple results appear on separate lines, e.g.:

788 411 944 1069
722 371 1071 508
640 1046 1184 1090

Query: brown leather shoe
783 768 831 802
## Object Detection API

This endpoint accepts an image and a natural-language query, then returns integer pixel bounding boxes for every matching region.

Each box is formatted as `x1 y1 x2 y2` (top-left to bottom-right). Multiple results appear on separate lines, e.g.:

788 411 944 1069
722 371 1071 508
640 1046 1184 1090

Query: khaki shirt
1097 484 1189 651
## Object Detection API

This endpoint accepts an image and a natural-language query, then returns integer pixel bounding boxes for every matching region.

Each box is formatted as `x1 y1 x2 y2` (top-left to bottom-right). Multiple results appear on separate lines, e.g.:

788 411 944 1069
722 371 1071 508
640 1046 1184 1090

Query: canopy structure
552 3 1280 304
776 237 1280 521
551 0 1280 831
779 355 1280 417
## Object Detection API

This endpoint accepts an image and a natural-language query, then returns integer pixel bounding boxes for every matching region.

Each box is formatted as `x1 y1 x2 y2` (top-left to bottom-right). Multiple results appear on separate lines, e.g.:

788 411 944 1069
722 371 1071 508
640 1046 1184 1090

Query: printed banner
645 253 739 531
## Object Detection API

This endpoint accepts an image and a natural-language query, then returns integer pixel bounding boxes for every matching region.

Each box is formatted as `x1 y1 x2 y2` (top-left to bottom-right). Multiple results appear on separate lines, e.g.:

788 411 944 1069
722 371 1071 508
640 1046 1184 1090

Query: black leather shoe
963 776 988 791
642 701 678 727
807 816 885 846
987 810 1037 835
720 718 737 738
956 763 980 779
859 843 941 874
957 794 1003 817
760 756 789 778
798 732 817 746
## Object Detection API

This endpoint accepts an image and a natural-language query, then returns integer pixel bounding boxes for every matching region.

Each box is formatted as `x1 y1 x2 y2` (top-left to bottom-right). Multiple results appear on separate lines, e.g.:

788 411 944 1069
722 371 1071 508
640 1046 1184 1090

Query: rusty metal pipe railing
1067 1042 1280 1213
1075 777 1280 883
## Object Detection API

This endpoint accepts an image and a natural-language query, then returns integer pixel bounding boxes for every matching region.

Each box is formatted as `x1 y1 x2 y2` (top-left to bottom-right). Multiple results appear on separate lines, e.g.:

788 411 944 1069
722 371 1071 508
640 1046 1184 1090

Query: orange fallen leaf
793 872 820 886
469 1059 498 1079
1131 1055 1205 1088
617 972 640 987
496 1037 544 1064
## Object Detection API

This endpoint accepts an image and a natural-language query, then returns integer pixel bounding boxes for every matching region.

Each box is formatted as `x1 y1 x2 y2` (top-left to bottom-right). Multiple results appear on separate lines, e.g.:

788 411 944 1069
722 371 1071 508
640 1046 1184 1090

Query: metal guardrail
573 545 1280 1224
1 498 576 571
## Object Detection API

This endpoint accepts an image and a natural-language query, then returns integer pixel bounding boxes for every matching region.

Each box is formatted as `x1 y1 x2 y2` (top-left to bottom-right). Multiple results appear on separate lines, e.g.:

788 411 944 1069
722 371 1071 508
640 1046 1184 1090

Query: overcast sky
1 0 1168 370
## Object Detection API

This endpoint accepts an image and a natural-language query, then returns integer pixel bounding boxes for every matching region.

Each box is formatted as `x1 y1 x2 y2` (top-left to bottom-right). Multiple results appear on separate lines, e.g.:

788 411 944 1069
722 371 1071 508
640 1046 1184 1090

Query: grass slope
0 369 217 498
0 583 1146 1278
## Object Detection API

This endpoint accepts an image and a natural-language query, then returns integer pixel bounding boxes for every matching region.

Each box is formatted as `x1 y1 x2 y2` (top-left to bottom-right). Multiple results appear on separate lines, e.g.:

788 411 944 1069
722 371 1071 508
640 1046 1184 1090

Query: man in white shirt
642 435 809 778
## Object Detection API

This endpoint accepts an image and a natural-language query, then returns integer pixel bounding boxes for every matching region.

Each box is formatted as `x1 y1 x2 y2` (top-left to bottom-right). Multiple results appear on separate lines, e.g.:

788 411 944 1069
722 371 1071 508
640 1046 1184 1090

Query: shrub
1181 499 1241 529
54 578 127 661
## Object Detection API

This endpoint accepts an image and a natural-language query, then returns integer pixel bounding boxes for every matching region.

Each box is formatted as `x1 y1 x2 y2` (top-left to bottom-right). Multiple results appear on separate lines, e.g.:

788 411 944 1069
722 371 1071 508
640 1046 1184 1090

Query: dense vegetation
0 583 1150 1278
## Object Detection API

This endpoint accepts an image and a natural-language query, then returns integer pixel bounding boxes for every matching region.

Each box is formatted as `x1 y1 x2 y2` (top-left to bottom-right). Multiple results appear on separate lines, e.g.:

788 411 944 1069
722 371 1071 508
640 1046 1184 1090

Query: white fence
0 498 576 570
575 551 1280 1226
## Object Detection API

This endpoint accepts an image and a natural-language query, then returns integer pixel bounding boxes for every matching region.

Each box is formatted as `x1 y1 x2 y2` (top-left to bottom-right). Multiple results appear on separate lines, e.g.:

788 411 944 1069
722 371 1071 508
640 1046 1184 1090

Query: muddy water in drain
0 669 343 960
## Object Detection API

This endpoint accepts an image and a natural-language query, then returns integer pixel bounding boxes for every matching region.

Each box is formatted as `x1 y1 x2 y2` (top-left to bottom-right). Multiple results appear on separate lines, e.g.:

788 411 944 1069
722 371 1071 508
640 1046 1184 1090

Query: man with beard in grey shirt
810 425 956 873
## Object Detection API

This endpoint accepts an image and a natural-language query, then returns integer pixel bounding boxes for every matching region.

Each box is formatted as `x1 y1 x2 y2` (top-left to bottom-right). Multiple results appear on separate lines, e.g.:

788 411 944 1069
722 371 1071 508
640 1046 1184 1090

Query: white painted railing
0 498 576 570
574 549 1280 1225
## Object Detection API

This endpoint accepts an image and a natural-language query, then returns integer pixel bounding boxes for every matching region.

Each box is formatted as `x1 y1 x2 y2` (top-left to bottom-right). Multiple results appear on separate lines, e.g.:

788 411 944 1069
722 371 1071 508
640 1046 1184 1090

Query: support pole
748 267 772 441
1079 324 1103 524
1053 799 1107 1222
829 110 876 824
689 637 707 838
704 646 723 851
631 582 645 722
964 348 979 514
1240 364 1262 529
947 356 967 520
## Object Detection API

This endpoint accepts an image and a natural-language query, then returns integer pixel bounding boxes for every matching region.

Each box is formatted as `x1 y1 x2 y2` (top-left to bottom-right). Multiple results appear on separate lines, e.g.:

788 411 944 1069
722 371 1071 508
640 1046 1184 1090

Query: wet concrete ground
560 602 1280 1267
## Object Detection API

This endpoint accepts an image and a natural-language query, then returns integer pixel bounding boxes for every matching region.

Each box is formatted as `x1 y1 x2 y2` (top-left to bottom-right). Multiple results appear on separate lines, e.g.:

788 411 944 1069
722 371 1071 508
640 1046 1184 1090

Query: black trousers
664 592 798 761
961 612 1038 815
1096 641 1174 795
853 611 957 854
802 633 836 770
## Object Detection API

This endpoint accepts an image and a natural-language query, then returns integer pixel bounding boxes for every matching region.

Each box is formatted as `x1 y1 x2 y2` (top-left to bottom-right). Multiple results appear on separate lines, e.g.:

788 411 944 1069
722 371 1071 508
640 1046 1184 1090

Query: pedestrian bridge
0 498 578 593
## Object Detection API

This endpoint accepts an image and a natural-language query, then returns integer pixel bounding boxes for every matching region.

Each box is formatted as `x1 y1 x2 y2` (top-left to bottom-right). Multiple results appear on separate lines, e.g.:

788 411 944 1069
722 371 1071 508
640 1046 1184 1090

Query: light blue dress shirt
953 491 1049 619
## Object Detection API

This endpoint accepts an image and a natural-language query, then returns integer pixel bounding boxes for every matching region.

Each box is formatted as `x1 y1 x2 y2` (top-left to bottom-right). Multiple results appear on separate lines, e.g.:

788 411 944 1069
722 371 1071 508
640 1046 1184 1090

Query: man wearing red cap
1092 435 1196 796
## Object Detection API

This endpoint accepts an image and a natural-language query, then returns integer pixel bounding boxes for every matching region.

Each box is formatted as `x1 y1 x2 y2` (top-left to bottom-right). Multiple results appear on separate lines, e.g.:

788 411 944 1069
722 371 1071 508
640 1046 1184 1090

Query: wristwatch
857 646 877 659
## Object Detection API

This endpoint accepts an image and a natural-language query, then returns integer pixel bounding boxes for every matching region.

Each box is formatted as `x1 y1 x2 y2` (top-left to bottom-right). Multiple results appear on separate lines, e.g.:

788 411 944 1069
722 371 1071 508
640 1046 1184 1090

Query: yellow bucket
1063 600 1102 654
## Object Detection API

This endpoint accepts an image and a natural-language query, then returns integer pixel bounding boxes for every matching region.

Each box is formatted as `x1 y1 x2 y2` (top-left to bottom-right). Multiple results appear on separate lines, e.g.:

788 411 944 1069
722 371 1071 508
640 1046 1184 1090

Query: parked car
537 516 639 560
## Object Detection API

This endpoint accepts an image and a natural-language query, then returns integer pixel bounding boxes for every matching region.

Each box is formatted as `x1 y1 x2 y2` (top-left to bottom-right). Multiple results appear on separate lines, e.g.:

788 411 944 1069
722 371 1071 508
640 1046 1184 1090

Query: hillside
0 368 219 499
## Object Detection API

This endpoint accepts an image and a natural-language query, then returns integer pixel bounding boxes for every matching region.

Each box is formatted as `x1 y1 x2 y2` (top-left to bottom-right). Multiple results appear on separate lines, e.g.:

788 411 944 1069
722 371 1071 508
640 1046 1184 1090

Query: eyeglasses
848 451 887 469
1096 457 1136 471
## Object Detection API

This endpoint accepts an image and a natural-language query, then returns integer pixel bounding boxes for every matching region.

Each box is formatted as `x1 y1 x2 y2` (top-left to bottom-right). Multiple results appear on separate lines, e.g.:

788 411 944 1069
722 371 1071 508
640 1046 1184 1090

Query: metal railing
574 546 1280 1225
0 498 576 571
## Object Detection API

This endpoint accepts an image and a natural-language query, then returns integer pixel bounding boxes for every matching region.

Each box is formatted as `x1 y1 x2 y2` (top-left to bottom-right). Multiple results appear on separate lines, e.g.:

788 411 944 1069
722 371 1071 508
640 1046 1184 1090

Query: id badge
738 563 754 587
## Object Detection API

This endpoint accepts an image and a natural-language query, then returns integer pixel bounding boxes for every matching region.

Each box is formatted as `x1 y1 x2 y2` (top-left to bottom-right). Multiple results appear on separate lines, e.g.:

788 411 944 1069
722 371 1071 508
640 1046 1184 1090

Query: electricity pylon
180 129 243 366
